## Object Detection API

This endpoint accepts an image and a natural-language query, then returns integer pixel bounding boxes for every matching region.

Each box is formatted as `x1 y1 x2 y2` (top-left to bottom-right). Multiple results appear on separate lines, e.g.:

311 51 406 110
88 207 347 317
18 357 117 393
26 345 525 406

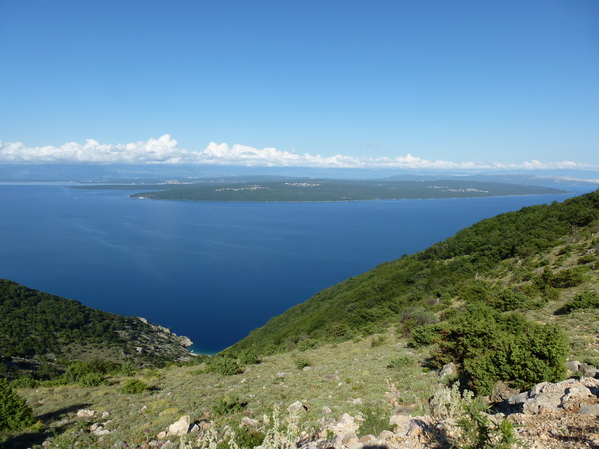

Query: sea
0 183 595 353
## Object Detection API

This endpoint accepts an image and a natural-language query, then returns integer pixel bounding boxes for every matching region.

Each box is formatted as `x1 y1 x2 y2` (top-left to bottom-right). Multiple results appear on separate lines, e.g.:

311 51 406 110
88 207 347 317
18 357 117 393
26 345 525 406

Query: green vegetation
0 378 35 432
432 304 568 394
2 189 598 448
0 280 192 378
555 290 599 315
120 378 149 394
75 178 563 202
229 189 599 393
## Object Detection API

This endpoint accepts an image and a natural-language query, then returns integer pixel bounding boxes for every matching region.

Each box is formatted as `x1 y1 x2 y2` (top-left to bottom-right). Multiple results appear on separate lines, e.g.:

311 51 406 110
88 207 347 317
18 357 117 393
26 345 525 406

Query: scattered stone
76 409 96 418
438 362 457 378
241 417 260 428
359 434 378 445
102 411 110 418
275 372 290 378
288 401 307 415
168 415 191 436
94 429 111 436
346 440 364 449
579 404 599 415
378 430 394 441
322 405 332 415
350 398 363 406
156 431 167 440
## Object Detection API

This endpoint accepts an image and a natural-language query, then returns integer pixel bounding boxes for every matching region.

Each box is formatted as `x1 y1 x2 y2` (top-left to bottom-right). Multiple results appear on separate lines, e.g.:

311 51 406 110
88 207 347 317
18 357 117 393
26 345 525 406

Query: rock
241 417 260 428
566 361 581 373
359 434 377 445
102 411 110 418
94 429 111 435
76 409 96 418
275 371 290 378
378 430 394 441
490 381 519 403
579 404 599 415
346 440 364 449
507 391 529 405
350 398 363 406
156 431 167 439
322 406 332 415
167 415 191 436
287 401 307 415
439 362 457 378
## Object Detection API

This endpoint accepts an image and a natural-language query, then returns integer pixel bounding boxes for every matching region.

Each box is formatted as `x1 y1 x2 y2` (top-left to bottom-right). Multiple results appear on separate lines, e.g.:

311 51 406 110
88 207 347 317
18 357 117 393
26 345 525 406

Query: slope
228 189 599 357
0 279 192 376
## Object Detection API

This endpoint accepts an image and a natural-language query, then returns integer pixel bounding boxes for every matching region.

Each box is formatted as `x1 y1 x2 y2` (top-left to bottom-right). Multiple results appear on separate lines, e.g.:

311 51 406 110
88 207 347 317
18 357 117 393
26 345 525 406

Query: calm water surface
0 184 593 352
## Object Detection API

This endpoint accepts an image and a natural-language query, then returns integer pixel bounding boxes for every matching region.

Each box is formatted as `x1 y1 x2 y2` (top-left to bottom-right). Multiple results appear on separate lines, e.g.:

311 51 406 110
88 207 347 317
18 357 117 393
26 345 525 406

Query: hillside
229 189 599 359
1 190 598 449
0 280 192 377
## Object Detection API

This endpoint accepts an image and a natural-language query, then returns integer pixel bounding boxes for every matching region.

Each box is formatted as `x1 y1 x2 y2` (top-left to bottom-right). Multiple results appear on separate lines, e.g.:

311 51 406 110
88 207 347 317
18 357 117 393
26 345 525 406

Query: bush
370 335 386 347
434 304 568 394
79 372 106 387
293 356 312 370
359 404 390 437
411 324 444 347
555 290 599 315
237 349 260 366
0 378 35 431
205 356 242 376
212 395 246 415
386 355 416 369
120 379 149 394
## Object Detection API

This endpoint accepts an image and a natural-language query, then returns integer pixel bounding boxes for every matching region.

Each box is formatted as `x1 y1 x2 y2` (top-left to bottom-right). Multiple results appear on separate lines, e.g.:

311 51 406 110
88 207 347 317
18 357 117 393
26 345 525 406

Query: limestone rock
288 401 307 415
439 362 457 378
76 409 95 418
168 415 191 436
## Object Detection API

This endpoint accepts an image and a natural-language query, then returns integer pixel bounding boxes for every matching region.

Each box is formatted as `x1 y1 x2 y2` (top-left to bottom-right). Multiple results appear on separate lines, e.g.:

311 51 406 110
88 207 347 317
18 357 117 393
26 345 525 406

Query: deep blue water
0 184 594 353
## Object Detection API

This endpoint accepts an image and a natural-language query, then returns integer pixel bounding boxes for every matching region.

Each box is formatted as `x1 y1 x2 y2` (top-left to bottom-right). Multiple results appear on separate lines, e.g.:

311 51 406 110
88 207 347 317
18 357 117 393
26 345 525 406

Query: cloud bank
0 134 591 170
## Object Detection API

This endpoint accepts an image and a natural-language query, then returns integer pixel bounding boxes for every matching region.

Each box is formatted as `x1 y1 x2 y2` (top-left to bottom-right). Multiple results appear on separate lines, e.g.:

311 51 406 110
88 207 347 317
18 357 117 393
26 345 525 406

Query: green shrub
386 355 416 369
433 304 568 394
456 396 522 449
235 426 265 448
0 378 35 432
411 324 444 347
120 379 149 394
370 335 386 347
205 356 242 376
237 349 261 366
359 404 390 437
11 376 39 389
293 356 312 370
555 290 599 315
79 372 106 387
212 396 246 415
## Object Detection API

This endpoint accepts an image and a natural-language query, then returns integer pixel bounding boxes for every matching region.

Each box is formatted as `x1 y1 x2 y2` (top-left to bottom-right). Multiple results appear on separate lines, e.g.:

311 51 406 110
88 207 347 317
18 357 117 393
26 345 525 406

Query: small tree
0 378 35 432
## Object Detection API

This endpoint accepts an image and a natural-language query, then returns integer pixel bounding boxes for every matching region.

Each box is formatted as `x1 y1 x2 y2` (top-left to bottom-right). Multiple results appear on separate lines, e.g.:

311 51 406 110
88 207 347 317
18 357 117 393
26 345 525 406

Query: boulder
287 401 307 415
167 415 191 436
76 409 95 418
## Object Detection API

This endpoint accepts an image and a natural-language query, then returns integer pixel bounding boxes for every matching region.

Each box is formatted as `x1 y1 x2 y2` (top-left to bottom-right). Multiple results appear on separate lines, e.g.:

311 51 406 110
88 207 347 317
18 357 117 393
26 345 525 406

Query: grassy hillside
2 190 598 448
0 280 192 378
228 190 599 360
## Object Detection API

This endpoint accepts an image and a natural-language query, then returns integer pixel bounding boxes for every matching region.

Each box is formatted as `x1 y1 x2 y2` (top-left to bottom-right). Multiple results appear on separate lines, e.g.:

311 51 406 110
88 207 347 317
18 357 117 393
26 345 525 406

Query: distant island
74 178 566 201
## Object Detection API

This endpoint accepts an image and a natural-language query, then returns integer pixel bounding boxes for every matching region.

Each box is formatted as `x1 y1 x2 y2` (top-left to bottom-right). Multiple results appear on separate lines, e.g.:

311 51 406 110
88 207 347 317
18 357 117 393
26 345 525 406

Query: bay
0 184 594 353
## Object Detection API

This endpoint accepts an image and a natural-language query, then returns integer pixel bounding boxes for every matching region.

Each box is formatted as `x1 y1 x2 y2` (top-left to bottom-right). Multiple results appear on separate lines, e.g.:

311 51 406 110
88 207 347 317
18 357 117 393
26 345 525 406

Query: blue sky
0 0 598 169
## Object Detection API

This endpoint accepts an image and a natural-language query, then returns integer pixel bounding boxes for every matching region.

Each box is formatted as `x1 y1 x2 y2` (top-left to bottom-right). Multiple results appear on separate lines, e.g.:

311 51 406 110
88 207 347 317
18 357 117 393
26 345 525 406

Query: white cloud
0 134 593 170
